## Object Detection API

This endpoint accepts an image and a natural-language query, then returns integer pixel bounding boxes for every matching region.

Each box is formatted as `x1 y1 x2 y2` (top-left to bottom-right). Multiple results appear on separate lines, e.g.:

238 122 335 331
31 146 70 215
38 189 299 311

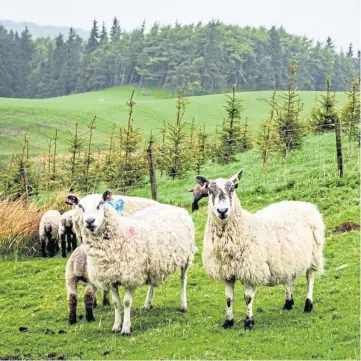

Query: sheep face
196 169 243 221
77 195 106 233
44 223 52 235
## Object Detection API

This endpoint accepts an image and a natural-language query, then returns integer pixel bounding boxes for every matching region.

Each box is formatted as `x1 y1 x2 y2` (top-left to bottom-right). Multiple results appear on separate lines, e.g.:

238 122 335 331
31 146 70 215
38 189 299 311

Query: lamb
65 244 110 324
59 209 78 258
188 183 209 212
196 169 325 331
77 192 196 335
39 210 61 257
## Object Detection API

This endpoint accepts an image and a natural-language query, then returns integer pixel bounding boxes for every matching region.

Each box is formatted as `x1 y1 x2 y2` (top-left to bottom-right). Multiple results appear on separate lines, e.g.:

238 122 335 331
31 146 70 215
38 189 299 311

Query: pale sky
1 0 360 50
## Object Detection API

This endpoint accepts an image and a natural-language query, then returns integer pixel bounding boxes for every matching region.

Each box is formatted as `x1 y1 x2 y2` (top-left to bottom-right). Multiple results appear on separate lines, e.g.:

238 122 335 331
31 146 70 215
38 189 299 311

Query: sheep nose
85 218 96 226
217 208 228 215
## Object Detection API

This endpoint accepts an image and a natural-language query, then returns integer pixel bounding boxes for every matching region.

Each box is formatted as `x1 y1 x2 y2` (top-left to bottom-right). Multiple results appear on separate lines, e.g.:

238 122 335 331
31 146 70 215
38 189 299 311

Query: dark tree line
0 19 359 98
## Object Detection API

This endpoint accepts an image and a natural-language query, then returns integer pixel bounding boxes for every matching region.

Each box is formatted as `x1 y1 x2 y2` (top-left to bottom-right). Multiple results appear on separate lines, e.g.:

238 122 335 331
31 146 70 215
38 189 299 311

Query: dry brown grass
0 190 80 255
0 198 44 253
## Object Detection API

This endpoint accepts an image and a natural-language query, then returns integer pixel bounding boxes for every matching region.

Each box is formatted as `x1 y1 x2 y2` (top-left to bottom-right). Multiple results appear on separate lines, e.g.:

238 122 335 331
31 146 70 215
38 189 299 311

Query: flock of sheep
39 168 325 335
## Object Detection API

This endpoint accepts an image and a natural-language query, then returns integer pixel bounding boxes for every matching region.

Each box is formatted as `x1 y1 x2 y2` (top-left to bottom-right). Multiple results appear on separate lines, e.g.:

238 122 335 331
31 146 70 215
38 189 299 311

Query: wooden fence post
19 161 29 203
147 139 158 201
334 115 343 178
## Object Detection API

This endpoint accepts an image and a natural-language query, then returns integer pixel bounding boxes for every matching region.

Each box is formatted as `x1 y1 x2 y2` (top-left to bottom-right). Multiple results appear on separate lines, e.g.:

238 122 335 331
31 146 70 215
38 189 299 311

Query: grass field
0 124 359 359
0 86 348 158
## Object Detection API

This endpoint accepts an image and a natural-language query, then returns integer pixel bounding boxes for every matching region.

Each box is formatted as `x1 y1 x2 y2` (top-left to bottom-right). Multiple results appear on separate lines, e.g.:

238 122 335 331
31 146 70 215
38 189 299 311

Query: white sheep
39 210 61 257
196 169 325 330
59 209 78 258
77 193 196 335
64 191 158 324
65 244 110 324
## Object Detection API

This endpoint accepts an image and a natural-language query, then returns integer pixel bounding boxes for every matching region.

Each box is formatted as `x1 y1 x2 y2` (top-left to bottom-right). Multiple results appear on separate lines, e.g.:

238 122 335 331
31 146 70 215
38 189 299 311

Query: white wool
59 209 77 237
39 210 61 241
81 200 195 289
203 194 325 286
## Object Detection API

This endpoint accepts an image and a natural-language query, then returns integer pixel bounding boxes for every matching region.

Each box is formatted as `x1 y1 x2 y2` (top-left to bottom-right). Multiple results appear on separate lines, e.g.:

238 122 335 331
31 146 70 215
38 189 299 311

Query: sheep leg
71 233 77 251
143 285 155 310
121 287 134 336
283 281 294 310
244 284 256 331
180 264 189 312
48 239 56 257
66 234 72 253
67 278 78 325
304 269 315 312
41 238 46 258
61 234 66 258
222 279 235 328
103 290 110 306
110 285 122 333
84 285 96 322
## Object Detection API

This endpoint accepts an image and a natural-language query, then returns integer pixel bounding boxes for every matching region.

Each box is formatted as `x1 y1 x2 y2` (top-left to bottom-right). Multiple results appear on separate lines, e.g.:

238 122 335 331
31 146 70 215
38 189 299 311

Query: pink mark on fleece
128 226 136 235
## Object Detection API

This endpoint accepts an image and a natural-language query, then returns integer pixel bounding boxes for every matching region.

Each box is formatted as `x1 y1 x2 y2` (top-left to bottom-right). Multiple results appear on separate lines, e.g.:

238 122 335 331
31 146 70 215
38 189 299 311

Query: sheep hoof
244 317 254 331
179 306 187 313
103 300 110 307
68 317 77 325
112 327 122 333
283 298 294 310
62 253 66 258
120 331 131 336
86 314 95 322
143 305 153 310
222 319 234 329
304 298 313 313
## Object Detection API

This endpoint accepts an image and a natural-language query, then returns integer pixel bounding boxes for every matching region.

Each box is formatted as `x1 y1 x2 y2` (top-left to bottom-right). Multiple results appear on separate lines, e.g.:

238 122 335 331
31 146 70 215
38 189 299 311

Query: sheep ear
230 169 243 185
66 194 79 205
195 175 209 188
102 189 112 202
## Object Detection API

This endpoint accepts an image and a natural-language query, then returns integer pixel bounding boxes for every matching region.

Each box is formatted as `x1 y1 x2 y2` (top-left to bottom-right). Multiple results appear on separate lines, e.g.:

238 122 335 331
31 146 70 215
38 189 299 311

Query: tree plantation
0 19 359 98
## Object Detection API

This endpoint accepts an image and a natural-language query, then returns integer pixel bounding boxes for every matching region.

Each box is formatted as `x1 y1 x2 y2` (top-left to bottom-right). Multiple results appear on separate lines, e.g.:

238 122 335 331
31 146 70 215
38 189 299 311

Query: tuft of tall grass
0 198 44 255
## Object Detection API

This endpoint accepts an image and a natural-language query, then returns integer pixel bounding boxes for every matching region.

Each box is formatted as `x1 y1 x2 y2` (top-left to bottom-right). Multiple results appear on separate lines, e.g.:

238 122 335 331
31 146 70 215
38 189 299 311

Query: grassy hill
0 87 359 359
0 86 348 158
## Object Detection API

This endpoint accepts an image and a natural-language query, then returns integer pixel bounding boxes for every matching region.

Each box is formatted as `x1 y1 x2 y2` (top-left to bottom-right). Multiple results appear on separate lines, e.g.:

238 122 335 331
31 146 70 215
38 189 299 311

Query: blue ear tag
115 199 124 213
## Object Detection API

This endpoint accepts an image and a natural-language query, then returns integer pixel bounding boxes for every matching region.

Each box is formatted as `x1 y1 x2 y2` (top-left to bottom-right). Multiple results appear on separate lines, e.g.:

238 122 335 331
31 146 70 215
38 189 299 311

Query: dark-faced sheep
188 183 209 212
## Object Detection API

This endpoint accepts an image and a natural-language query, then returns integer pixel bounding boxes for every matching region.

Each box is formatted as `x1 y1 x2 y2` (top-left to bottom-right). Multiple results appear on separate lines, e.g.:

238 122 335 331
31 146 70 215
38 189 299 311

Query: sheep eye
97 201 104 210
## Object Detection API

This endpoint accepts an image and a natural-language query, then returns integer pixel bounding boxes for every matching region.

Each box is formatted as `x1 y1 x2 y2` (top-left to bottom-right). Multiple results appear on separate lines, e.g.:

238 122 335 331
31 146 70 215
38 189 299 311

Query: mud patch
333 222 360 233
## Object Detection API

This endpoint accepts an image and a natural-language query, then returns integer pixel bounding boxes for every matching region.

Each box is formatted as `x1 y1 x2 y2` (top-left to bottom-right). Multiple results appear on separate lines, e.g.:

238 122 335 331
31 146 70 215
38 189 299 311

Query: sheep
64 191 159 324
66 244 110 324
77 192 196 335
39 210 61 257
196 169 325 331
59 210 77 258
188 183 209 212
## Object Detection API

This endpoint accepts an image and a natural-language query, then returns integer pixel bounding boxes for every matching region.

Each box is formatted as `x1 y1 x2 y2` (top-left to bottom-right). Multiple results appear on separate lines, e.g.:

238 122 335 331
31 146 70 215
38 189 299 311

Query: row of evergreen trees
0 19 359 98
2 71 359 199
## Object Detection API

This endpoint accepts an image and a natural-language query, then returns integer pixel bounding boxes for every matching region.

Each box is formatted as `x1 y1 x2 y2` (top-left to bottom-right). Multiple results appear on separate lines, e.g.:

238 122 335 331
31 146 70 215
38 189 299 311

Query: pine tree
110 17 121 42
87 20 99 53
255 90 279 174
165 88 192 179
346 43 354 57
326 36 335 52
217 84 244 164
309 79 337 133
240 118 253 152
275 57 304 157
341 78 361 145
100 22 109 44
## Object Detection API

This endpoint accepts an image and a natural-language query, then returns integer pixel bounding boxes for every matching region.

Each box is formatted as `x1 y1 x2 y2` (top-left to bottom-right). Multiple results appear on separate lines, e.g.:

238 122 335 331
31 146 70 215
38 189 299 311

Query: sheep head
77 194 107 233
195 169 243 222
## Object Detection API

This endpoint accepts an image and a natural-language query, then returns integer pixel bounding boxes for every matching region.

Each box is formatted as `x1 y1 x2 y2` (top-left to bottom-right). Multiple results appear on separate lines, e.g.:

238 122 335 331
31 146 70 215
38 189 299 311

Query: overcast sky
2 0 360 50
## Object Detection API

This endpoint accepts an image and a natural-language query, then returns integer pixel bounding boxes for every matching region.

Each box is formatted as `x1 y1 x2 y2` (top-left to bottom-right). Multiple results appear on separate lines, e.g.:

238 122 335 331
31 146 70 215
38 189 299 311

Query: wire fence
0 119 359 203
